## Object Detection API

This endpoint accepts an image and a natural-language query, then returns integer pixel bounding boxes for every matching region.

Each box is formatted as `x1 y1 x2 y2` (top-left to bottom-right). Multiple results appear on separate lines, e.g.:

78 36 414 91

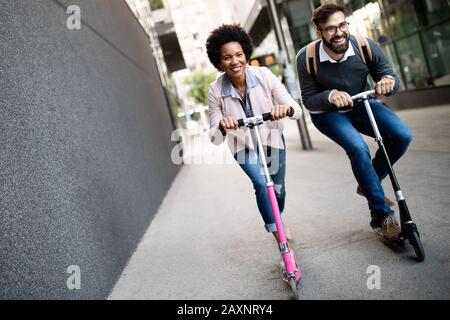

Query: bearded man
296 4 413 240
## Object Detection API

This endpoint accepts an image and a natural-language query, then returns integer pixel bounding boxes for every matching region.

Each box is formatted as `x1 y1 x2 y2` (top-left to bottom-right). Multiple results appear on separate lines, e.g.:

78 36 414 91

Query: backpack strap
305 36 372 76
305 40 320 76
354 34 372 65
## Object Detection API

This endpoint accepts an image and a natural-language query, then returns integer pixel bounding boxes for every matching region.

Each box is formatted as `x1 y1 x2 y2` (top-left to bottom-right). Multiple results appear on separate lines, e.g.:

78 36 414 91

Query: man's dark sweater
296 35 400 113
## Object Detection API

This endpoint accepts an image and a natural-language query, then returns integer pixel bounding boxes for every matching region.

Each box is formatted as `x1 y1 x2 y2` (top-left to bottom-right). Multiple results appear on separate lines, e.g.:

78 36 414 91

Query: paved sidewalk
109 105 450 300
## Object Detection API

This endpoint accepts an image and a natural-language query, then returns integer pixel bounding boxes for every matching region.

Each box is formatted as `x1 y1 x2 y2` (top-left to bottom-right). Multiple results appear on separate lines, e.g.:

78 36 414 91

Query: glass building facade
281 0 450 93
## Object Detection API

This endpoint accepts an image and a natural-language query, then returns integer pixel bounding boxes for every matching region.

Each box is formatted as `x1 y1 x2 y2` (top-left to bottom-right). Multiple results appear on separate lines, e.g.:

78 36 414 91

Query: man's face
316 11 350 54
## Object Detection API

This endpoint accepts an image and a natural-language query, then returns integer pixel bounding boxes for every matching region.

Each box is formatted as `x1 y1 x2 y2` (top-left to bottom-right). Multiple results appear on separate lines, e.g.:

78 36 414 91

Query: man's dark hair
205 24 254 71
311 4 346 29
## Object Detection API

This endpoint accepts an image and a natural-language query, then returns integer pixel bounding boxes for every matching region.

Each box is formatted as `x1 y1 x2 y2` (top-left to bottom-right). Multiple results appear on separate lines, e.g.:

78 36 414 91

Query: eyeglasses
319 22 350 36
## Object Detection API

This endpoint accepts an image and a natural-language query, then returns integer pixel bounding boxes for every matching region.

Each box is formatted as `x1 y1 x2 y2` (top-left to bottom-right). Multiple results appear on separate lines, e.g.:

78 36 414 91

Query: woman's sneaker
370 213 401 240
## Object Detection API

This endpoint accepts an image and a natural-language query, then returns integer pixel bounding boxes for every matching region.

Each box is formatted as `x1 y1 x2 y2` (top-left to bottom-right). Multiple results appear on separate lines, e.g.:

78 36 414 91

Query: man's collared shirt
319 39 355 63
314 39 356 114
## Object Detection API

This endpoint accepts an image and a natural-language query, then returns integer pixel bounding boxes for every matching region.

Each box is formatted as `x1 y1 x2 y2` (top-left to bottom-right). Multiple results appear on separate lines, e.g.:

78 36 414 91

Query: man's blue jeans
234 140 286 233
310 99 413 218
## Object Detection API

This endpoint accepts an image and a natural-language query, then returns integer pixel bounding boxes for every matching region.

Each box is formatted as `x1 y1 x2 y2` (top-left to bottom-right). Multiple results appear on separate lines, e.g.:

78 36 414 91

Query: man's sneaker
357 185 396 207
370 213 401 240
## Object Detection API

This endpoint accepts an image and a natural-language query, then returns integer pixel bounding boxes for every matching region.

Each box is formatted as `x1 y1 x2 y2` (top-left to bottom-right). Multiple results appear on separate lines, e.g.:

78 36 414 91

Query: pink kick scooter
237 109 302 300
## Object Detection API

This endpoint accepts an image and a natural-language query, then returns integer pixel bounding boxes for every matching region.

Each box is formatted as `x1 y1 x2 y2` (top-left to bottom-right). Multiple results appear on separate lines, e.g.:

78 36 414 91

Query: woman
206 24 302 244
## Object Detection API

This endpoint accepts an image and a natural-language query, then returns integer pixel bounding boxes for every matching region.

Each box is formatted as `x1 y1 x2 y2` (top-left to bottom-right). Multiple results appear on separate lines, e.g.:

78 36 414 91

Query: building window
422 21 450 86
396 34 430 89
384 0 419 39
414 0 450 27
282 0 315 52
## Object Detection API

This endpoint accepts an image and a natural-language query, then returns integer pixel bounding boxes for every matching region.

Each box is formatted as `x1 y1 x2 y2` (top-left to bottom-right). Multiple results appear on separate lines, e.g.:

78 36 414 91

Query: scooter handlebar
323 90 376 112
237 107 294 127
350 90 376 101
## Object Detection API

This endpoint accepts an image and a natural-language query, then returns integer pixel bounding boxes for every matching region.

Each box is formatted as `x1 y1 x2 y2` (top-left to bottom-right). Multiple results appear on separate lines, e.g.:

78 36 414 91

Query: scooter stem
251 125 271 182
251 126 288 246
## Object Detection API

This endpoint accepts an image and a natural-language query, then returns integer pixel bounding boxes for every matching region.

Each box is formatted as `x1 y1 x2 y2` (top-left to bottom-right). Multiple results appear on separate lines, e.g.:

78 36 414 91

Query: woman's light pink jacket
208 66 302 155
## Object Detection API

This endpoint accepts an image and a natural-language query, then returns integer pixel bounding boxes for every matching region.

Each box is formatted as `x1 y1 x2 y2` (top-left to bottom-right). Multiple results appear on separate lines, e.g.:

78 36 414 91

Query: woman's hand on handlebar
219 116 239 131
271 105 292 121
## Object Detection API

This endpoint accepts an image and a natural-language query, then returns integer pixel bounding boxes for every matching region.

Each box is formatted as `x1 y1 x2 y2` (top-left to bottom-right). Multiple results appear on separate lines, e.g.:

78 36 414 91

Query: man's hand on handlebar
330 90 353 108
271 105 293 120
375 77 395 96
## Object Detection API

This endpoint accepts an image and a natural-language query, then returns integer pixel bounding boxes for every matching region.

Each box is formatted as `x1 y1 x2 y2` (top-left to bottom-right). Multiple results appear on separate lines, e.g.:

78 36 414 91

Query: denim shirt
221 68 262 118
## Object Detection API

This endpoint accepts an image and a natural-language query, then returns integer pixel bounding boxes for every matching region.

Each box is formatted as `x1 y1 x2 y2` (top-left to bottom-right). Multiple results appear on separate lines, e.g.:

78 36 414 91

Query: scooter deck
371 225 407 246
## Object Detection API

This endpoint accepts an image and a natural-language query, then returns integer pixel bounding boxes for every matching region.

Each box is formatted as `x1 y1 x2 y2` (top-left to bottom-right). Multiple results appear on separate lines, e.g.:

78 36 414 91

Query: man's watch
383 75 395 80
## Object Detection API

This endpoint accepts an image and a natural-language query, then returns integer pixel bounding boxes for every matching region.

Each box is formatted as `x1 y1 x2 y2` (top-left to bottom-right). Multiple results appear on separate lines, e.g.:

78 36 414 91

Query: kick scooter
237 110 302 299
351 90 425 261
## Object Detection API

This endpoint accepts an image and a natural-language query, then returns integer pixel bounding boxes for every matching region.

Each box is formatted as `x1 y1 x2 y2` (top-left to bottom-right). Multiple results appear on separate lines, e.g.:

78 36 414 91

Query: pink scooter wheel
289 277 300 300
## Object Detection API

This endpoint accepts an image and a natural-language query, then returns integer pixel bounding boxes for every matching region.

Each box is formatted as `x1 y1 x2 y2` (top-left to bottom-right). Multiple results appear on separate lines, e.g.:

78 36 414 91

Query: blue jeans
234 139 286 233
310 99 413 218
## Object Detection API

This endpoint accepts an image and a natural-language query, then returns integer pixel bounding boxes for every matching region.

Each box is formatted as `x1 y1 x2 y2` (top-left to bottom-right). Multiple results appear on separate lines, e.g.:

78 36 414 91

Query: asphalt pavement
109 105 450 300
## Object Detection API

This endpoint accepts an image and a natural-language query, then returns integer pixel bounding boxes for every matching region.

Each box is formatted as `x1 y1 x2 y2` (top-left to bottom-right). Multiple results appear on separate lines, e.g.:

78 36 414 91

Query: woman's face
219 41 247 80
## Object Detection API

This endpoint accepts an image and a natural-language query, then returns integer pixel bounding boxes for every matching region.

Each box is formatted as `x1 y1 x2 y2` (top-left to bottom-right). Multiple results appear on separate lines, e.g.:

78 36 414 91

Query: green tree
149 0 164 11
183 70 217 106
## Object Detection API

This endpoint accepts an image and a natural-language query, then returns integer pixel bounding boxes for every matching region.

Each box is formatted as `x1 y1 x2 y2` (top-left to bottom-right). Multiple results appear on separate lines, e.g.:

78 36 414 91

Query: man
296 4 413 239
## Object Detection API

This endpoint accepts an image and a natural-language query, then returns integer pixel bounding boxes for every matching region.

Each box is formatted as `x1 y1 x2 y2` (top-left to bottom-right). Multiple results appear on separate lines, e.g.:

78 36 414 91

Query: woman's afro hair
205 24 254 71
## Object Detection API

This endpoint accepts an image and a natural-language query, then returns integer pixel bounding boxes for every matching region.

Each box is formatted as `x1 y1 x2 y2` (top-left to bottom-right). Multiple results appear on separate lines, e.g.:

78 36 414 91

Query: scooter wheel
409 231 425 262
289 277 300 300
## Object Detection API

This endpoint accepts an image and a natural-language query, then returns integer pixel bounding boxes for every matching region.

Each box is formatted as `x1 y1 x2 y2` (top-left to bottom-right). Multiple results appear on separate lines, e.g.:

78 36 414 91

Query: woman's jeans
310 99 413 218
234 139 286 233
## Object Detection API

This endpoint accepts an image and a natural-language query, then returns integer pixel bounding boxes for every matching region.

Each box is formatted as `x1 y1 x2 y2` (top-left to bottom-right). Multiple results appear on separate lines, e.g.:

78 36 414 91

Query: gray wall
0 0 180 299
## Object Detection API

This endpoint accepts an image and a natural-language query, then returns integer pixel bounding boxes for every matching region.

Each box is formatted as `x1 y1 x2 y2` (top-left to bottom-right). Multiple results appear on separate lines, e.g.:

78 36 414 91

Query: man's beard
322 33 350 54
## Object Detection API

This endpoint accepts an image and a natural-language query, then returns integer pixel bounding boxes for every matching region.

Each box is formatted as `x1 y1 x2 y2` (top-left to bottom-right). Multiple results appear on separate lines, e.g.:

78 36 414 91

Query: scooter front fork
263 161 301 280
395 198 419 246
279 242 302 281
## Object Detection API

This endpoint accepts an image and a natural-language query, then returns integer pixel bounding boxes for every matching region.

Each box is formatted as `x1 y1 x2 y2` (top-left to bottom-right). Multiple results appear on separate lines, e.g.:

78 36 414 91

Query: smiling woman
204 24 302 243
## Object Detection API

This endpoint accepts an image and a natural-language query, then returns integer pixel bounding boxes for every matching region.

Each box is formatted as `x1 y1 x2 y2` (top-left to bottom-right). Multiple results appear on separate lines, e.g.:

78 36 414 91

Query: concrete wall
0 0 180 299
